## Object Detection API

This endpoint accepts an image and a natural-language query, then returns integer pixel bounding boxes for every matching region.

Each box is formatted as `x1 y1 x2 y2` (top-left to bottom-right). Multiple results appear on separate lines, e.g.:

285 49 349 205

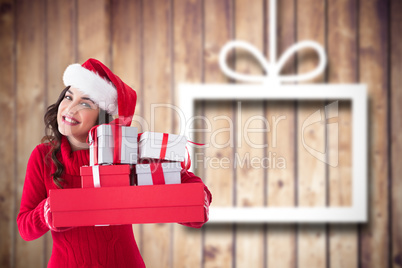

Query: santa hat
62 58 137 122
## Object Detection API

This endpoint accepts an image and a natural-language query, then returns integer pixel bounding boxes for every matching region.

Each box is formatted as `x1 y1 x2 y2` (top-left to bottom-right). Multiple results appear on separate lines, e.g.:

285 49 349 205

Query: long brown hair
42 86 112 188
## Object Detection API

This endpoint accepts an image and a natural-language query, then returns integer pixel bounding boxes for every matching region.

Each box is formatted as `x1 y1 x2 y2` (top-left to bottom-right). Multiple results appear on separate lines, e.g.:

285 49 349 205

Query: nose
65 101 81 115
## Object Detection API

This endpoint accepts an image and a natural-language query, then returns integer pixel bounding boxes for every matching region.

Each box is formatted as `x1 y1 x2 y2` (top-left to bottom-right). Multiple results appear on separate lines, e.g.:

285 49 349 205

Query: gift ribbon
159 133 169 159
181 140 205 170
181 147 191 171
150 162 165 185
92 165 101 188
110 117 132 164
111 121 122 164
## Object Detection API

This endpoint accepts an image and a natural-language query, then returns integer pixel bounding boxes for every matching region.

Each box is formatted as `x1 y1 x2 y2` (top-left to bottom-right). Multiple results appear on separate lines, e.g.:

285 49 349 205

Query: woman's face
57 87 99 148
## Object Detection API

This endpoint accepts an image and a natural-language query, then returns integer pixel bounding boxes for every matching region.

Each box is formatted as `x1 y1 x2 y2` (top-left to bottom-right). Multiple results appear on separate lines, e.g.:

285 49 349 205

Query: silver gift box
90 125 138 165
138 131 187 162
136 161 182 186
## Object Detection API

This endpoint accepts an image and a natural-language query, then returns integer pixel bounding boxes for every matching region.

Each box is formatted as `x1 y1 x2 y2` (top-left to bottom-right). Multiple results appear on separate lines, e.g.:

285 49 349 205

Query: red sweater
17 136 211 268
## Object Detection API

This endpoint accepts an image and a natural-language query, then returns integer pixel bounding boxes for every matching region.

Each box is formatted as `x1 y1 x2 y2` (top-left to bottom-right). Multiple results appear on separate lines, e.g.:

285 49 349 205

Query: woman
17 58 212 267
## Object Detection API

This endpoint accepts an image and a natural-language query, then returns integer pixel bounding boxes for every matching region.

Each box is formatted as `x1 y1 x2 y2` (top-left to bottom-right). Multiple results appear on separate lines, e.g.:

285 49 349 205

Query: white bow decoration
219 40 327 85
218 0 327 85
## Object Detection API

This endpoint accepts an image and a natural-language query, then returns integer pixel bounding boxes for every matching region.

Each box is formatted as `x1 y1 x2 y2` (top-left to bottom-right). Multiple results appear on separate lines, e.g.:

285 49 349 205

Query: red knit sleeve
17 145 50 241
179 170 212 228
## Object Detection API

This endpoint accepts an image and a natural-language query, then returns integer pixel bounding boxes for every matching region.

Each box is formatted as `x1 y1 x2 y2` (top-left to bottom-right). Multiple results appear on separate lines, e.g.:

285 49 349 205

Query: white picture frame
179 83 367 223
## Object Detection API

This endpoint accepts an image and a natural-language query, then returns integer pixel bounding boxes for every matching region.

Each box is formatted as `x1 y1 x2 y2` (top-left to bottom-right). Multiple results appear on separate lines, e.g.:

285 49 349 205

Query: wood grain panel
15 0 46 267
266 0 297 267
203 100 235 268
296 1 326 268
44 0 76 261
266 100 296 267
203 0 234 267
110 0 143 251
327 0 358 267
142 0 172 134
391 0 402 266
0 1 15 267
46 0 76 104
234 0 265 266
77 0 111 65
111 0 142 122
297 101 326 268
141 0 173 267
234 102 264 267
172 0 203 267
359 0 389 267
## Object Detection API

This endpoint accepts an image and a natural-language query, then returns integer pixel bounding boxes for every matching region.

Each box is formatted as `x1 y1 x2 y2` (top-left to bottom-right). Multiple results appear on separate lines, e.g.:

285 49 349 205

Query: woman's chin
67 136 89 150
58 125 71 137
58 125 90 149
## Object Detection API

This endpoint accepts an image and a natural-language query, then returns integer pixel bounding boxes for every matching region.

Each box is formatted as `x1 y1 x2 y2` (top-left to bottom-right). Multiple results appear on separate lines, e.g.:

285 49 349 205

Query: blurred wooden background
0 0 401 267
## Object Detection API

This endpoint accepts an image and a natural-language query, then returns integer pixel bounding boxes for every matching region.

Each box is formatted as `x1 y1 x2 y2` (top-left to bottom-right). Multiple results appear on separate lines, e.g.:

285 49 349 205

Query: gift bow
218 40 327 85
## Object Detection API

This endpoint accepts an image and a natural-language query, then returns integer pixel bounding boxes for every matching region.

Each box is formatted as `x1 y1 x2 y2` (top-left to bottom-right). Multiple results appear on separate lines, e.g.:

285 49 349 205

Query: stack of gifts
47 59 207 228
49 120 204 227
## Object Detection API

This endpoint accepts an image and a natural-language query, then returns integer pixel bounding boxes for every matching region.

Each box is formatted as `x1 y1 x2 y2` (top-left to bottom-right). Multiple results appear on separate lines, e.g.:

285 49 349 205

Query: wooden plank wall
0 0 400 267
391 0 402 267
327 1 356 267
203 1 234 268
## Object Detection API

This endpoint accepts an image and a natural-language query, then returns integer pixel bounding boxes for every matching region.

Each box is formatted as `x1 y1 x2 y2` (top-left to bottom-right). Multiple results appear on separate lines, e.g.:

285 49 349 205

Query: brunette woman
17 58 211 268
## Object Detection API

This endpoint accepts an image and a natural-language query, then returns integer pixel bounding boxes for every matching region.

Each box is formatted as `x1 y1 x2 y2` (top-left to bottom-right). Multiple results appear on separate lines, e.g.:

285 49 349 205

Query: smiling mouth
62 115 80 125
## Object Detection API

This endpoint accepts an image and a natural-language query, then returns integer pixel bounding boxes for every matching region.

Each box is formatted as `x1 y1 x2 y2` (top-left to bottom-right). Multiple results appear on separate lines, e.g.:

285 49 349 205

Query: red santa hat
62 58 137 122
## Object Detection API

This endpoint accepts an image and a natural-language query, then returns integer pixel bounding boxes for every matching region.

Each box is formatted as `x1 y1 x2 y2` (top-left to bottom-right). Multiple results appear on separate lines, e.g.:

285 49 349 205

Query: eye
81 102 92 108
64 95 72 101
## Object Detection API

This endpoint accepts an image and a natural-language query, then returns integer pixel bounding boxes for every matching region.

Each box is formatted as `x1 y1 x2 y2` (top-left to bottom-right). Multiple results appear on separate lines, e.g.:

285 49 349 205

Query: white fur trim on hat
63 64 118 115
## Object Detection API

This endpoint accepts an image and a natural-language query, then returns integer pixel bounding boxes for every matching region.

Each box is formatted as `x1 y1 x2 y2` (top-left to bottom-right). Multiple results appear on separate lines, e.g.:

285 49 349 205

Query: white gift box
138 132 187 162
136 162 182 186
89 125 138 165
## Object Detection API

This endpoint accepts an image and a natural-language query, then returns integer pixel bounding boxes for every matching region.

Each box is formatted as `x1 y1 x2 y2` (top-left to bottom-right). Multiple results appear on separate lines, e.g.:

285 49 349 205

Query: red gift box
49 183 204 227
80 165 131 188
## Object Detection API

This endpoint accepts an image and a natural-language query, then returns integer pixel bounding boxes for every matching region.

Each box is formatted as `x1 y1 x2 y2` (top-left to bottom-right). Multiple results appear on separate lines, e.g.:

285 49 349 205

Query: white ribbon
92 166 110 226
89 144 95 166
219 40 327 85
92 165 101 188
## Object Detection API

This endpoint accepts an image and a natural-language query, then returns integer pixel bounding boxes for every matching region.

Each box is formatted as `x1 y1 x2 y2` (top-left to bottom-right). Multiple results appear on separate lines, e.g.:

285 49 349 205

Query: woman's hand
44 197 73 232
